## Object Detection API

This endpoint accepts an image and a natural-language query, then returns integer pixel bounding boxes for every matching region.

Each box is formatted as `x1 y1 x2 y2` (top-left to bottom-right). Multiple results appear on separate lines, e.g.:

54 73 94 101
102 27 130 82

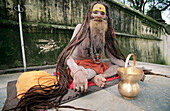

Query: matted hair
56 0 125 88
12 1 125 111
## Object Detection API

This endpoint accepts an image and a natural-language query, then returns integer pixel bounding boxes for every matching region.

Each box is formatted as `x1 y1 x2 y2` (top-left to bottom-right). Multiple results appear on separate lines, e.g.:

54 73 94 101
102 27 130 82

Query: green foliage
118 0 169 13
147 0 170 11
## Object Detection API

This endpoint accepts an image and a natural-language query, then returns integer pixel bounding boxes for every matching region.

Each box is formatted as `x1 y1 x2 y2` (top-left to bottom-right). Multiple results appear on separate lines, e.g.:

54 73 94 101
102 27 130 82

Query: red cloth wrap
73 59 110 74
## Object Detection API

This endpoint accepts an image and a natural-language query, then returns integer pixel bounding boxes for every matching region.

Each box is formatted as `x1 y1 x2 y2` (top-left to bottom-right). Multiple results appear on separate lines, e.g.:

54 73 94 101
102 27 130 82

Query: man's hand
73 70 88 93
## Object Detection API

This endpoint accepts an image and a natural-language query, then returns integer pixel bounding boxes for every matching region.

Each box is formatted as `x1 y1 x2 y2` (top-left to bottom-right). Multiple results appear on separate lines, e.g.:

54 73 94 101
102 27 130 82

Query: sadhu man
64 2 125 92
13 1 126 110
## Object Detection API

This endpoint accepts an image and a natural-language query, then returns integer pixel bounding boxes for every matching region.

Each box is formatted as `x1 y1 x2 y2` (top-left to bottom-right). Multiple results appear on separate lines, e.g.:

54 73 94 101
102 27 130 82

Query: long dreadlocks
56 1 125 86
11 1 125 111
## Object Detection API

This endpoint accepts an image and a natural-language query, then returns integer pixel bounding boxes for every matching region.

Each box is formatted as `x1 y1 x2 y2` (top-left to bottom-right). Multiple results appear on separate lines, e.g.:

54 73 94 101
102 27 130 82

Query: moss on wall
117 35 166 65
0 26 73 69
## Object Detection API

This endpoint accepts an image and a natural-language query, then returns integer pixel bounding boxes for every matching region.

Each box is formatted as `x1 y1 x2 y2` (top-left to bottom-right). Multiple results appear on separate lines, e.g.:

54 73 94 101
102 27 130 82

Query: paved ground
0 61 170 111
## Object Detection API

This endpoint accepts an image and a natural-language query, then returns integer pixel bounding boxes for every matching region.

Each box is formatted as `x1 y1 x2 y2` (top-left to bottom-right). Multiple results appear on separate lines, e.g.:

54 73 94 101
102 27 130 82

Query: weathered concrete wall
0 0 169 70
161 33 170 65
0 26 72 69
0 0 89 25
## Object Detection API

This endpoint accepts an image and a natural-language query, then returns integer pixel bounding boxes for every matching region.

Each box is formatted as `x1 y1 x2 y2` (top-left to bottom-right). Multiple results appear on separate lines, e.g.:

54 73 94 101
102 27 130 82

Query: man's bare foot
92 75 106 88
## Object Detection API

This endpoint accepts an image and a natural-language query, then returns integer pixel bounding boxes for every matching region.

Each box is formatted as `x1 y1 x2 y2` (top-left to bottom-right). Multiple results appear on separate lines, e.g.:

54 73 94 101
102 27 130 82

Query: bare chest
72 34 91 59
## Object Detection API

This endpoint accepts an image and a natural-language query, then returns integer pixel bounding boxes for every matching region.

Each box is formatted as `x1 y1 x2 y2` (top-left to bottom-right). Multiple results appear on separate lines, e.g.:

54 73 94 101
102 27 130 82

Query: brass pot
118 54 144 99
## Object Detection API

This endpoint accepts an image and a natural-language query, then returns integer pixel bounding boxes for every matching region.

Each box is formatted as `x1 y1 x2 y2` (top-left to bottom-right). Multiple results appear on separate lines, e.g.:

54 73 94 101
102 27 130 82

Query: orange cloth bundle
16 71 57 99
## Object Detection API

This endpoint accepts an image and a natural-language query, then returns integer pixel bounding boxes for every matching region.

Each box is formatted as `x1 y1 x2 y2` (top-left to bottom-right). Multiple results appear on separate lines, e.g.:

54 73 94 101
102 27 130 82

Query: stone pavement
0 61 170 111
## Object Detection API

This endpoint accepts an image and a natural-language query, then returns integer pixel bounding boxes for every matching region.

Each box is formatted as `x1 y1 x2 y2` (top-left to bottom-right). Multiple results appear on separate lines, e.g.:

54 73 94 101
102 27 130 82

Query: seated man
56 1 126 93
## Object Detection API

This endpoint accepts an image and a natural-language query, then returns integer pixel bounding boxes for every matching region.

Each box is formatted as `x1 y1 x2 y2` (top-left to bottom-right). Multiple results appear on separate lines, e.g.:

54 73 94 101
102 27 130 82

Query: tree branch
139 0 144 12
143 0 148 13
160 4 170 11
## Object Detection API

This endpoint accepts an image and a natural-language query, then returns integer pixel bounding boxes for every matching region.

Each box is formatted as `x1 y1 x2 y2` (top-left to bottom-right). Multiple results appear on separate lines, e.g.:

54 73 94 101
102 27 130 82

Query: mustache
90 16 108 21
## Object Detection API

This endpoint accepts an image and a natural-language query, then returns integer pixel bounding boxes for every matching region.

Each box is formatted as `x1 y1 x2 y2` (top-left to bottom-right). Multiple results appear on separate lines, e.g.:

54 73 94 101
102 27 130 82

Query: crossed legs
71 64 119 89
91 65 119 88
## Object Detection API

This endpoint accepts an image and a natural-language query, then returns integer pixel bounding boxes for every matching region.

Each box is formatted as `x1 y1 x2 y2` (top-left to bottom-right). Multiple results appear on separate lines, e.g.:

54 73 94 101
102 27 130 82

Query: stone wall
0 0 169 70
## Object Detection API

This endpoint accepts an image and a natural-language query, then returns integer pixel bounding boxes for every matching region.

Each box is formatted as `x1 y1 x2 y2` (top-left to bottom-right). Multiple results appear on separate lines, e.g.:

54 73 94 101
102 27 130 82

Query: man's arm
67 24 96 78
70 24 82 41
67 24 84 77
66 24 88 92
67 56 96 79
67 56 88 92
66 24 97 92
67 56 82 77
106 48 125 67
66 24 83 77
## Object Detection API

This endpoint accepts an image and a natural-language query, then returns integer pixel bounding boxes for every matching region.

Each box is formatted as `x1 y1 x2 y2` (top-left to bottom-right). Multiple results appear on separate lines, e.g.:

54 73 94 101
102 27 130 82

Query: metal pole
18 4 27 72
